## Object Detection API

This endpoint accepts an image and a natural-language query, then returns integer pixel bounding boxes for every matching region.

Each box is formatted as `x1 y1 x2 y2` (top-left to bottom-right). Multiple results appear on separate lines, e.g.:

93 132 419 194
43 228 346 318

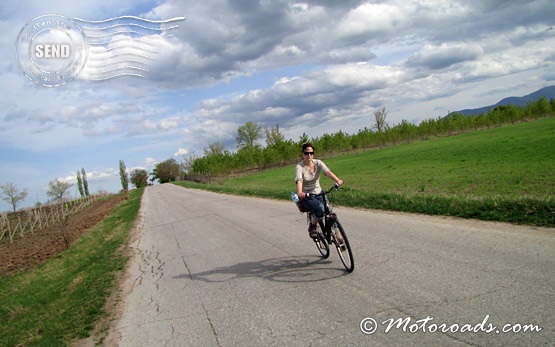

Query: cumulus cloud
190 62 402 131
112 0 555 92
173 148 189 156
2 0 555 210
61 168 118 184
339 2 409 37
144 157 158 167
406 42 484 70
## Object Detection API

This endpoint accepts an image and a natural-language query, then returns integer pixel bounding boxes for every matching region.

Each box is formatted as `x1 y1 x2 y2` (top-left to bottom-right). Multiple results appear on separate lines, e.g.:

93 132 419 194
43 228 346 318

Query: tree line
2 96 553 211
1 168 95 212
181 96 554 179
1 163 151 213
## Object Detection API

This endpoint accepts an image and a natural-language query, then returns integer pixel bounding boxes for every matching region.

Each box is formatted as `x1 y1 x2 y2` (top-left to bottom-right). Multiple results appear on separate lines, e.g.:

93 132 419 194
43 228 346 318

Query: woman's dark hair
302 143 314 152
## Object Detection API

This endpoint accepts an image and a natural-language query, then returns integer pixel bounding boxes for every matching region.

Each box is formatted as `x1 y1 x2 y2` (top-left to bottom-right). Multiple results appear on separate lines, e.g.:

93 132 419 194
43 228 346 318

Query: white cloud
2 0 555 211
407 42 484 69
144 157 158 167
173 148 189 156
339 3 408 37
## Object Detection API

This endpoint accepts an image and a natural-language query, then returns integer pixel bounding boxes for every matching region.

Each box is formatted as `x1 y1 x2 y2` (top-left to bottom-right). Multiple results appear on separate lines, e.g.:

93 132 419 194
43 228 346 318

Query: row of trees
3 96 553 211
120 159 176 187
138 95 555 183
185 97 554 178
120 160 153 191
1 162 153 213
119 158 183 187
1 166 96 212
1 178 81 213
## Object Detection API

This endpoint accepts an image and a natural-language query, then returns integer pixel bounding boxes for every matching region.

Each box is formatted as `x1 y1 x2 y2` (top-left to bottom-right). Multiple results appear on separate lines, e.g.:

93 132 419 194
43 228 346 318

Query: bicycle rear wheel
331 219 354 272
314 221 330 258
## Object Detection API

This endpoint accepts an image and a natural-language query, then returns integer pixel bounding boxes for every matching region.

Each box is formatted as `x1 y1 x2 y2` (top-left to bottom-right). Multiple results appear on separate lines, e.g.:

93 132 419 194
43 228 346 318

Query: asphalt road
111 184 554 346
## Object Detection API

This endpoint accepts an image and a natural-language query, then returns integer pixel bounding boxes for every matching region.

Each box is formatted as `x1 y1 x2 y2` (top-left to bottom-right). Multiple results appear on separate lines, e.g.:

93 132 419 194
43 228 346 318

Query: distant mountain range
452 85 555 116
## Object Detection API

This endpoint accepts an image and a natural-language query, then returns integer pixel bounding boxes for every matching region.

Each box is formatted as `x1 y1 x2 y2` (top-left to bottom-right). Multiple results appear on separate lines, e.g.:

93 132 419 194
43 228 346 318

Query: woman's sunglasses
303 151 314 155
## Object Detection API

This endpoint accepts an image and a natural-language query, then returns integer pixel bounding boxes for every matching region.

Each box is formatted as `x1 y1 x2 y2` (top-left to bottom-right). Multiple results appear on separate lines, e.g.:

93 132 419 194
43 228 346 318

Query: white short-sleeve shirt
295 159 329 194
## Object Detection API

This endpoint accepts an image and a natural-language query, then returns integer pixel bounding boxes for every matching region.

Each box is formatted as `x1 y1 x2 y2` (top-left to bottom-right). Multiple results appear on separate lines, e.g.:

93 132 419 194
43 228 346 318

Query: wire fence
0 195 100 243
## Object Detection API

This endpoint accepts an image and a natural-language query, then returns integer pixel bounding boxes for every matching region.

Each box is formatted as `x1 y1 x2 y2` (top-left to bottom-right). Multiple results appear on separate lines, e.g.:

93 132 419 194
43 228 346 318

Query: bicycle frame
303 183 354 272
305 183 338 230
306 194 336 243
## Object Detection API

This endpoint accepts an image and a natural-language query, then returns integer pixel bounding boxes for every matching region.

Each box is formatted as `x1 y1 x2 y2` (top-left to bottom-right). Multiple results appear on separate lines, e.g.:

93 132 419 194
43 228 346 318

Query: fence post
38 207 43 229
8 214 13 243
36 210 40 232
17 215 23 238
0 214 7 242
1 196 104 243
28 210 36 234
22 213 30 235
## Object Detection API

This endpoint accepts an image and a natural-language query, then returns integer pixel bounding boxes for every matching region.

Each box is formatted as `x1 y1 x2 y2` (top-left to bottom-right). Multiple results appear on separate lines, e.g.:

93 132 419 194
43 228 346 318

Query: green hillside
176 117 555 227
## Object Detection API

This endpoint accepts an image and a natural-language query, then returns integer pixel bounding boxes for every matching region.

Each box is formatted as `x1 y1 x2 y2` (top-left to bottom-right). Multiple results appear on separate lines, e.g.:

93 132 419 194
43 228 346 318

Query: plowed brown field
0 194 127 276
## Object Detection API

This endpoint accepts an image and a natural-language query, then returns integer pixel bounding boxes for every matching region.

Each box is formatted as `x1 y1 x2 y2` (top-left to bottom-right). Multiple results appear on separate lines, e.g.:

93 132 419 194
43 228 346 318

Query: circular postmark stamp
15 14 88 87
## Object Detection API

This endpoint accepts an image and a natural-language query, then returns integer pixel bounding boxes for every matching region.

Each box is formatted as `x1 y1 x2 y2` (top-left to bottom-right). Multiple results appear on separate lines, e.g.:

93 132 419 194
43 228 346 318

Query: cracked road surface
112 184 554 346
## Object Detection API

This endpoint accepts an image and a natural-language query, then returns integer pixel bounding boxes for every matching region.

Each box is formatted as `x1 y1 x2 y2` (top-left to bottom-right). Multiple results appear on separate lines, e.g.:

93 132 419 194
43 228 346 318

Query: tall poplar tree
76 170 84 197
81 168 90 197
119 160 129 192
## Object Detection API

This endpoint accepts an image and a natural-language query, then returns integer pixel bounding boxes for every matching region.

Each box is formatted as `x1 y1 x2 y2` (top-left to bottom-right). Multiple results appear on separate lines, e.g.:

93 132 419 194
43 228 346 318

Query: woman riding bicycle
295 143 344 240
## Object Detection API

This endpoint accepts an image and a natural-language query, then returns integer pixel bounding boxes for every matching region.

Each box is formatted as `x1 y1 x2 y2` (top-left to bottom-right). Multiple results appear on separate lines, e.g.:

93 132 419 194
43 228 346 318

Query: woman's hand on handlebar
298 191 307 200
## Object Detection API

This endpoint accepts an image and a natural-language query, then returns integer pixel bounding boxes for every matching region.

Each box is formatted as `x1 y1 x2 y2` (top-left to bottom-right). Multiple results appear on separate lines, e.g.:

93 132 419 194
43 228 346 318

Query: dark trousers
301 195 326 221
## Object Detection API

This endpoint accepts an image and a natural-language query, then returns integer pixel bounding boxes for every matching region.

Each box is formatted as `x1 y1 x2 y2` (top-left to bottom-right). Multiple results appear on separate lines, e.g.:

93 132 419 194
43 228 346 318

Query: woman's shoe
308 223 318 238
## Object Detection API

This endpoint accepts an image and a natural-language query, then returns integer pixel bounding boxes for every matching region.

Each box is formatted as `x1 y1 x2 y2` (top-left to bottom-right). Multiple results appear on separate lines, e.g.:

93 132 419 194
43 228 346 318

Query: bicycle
295 183 354 273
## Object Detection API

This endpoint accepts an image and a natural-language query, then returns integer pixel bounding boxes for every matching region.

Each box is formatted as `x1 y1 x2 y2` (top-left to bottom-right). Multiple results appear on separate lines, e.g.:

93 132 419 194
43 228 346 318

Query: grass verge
174 181 554 227
174 118 555 227
0 188 143 347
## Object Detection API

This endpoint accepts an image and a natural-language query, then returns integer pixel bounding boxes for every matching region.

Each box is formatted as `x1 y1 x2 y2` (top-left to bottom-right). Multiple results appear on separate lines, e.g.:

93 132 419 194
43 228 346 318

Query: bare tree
264 123 285 147
373 106 388 133
236 121 261 149
47 179 73 203
1 182 28 212
181 154 198 173
204 142 225 156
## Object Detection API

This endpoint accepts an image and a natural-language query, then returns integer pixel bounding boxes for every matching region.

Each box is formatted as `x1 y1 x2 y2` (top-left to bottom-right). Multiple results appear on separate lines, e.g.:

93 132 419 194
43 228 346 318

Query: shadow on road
174 255 348 283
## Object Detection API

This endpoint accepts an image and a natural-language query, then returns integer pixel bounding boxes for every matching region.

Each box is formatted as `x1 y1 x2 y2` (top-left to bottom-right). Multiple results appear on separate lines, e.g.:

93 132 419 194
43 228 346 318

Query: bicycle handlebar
306 183 341 198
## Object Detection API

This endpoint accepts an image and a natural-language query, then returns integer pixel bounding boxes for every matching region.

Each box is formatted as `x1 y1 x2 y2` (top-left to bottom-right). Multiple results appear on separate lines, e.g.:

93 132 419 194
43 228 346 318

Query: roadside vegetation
175 116 555 227
0 188 143 347
0 96 552 347
182 97 554 180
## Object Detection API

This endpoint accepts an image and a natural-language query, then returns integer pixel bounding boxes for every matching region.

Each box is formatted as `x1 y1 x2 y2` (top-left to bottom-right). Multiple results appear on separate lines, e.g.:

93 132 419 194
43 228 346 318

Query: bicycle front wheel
314 221 330 258
331 219 354 272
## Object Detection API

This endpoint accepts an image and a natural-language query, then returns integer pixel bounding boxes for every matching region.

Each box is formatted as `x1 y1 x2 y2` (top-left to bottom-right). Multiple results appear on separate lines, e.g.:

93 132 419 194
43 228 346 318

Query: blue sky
1 0 555 211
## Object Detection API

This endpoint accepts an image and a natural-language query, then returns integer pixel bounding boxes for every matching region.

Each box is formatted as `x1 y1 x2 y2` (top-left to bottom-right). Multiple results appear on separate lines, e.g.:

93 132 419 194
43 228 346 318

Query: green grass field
0 119 552 347
0 189 143 347
176 117 555 226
